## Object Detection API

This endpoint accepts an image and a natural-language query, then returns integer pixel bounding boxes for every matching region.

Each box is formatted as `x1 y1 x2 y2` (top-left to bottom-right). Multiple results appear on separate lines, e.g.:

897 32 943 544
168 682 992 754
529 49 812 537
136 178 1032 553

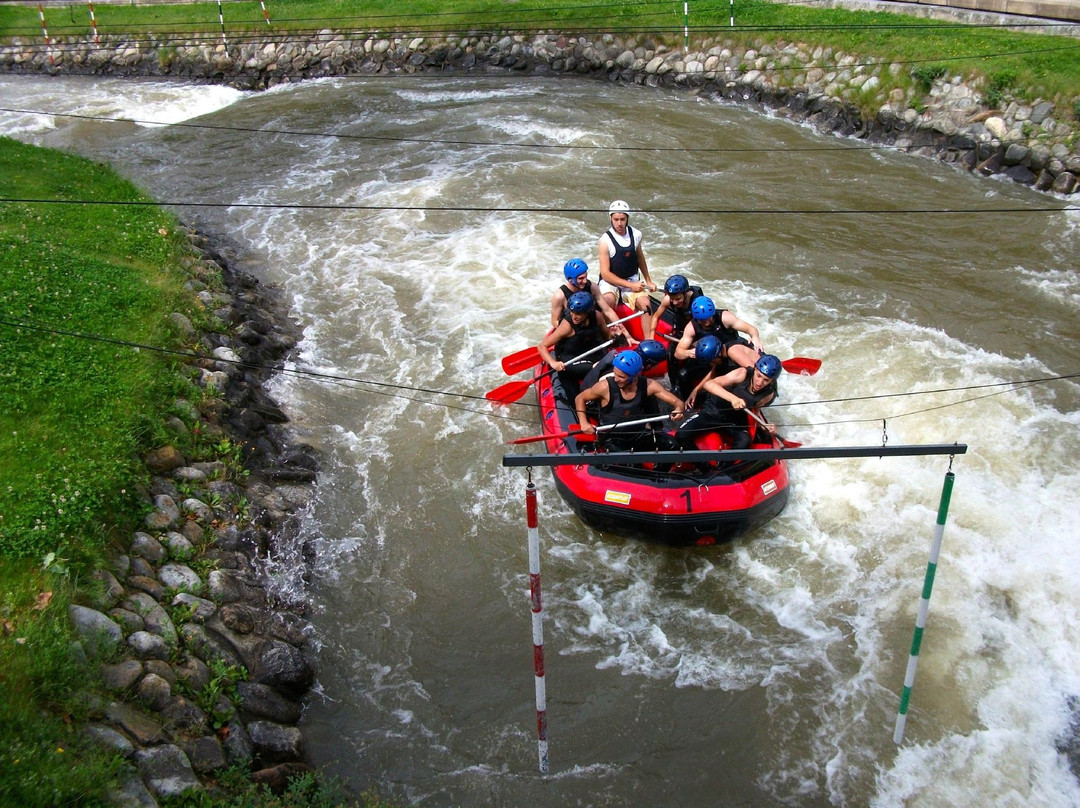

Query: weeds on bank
0 559 124 808
161 765 397 808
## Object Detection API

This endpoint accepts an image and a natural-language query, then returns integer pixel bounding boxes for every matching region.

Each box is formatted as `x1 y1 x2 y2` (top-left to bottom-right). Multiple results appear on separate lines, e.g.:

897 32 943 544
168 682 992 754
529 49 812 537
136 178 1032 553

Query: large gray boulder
134 745 201 799
68 604 122 657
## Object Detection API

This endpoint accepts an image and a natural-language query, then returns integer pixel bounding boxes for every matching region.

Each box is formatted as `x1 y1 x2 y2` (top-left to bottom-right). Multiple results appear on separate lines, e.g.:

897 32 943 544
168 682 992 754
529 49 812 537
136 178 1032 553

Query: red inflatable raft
533 357 790 547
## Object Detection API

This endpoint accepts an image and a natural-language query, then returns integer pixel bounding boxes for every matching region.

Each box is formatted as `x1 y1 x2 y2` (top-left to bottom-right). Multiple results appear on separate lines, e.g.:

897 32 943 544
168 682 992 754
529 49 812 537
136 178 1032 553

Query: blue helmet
612 350 644 377
567 291 594 314
695 335 722 364
636 340 666 368
691 296 716 321
664 274 690 295
755 354 782 379
563 258 588 281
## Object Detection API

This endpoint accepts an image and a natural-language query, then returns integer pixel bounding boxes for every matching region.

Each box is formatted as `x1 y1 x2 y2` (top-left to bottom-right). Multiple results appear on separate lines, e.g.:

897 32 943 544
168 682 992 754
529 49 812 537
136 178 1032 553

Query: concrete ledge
906 0 1080 21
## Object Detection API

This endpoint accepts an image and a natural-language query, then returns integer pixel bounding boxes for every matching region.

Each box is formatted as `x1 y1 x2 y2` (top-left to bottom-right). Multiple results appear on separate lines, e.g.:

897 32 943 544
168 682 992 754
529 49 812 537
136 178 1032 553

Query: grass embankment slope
0 137 372 806
0 0 1078 116
0 136 188 803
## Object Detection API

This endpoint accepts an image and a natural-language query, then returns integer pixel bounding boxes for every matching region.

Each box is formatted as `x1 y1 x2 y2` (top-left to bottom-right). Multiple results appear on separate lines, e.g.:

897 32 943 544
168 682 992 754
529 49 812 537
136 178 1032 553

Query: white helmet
608 200 630 216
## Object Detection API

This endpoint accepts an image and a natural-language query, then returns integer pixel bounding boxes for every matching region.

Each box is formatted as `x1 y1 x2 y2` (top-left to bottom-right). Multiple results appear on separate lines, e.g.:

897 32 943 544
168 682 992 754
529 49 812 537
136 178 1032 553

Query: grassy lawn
0 134 194 804
0 137 191 562
0 1 1078 110
0 135 390 805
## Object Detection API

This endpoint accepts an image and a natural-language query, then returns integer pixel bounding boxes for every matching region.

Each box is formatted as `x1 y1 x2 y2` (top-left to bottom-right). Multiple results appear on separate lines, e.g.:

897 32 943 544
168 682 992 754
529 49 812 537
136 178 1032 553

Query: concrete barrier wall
907 0 1080 22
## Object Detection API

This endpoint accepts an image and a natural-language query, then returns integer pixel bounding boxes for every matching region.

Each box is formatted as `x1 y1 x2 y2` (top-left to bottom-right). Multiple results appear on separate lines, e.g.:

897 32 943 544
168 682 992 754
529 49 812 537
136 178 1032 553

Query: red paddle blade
485 379 533 405
781 357 821 376
502 346 542 375
777 436 802 448
506 425 587 445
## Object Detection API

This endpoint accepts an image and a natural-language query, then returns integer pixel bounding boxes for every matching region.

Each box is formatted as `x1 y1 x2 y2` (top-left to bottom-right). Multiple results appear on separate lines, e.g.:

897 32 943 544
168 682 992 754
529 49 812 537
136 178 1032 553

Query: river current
2 73 1079 807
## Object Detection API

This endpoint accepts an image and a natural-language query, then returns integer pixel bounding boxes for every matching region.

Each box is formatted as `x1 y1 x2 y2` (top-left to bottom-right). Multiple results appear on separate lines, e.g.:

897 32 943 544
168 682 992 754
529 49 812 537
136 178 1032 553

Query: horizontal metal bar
502 443 967 468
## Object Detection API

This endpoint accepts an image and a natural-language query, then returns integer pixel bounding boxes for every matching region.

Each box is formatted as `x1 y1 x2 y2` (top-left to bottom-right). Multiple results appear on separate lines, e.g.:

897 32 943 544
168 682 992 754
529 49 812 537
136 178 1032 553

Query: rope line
0 316 534 425
1 316 1075 429
1 197 1073 216
7 31 1078 62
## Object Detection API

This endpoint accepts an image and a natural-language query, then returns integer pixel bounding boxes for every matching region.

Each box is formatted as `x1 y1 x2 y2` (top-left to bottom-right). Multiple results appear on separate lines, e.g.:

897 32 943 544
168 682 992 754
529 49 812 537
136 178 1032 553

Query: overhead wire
8 27 1079 55
11 0 1080 37
0 316 536 426
0 315 1075 431
1 197 1075 215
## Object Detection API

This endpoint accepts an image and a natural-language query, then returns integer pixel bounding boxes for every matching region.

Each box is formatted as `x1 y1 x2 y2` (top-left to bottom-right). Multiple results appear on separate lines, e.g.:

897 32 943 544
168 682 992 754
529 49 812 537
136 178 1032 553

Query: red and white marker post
38 4 54 65
88 1 100 45
525 478 549 774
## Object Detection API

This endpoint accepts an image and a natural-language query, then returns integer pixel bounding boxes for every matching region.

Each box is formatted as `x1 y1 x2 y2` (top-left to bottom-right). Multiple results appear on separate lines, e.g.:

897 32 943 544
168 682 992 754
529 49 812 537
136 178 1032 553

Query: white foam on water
393 85 543 105
0 75 246 136
10 73 1079 806
1016 264 1080 310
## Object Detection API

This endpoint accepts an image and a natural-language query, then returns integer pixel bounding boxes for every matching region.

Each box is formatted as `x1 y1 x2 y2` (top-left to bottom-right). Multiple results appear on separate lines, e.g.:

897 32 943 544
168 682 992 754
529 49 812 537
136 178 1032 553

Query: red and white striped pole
37 4 54 65
259 0 271 26
88 1 100 45
525 477 549 774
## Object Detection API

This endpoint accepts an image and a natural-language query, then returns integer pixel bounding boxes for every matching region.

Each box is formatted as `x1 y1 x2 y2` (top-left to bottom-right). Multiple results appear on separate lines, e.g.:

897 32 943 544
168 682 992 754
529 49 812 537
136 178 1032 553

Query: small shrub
911 64 946 94
984 67 1017 109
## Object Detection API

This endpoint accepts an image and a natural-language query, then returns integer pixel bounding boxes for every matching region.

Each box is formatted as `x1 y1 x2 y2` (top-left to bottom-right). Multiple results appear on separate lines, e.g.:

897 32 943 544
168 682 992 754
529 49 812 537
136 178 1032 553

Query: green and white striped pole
683 2 689 49
893 470 955 744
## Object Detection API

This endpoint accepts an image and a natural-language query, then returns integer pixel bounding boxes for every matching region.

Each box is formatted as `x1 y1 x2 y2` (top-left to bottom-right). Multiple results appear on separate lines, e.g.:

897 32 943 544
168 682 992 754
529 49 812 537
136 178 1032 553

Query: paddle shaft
541 309 645 366
506 413 675 445
746 408 801 448
658 334 819 376
502 310 645 375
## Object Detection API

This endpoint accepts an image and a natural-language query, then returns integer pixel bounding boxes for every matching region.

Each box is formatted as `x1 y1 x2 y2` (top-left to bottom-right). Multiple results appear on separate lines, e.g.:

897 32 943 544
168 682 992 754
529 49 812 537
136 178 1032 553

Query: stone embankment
67 228 319 803
2 29 1079 196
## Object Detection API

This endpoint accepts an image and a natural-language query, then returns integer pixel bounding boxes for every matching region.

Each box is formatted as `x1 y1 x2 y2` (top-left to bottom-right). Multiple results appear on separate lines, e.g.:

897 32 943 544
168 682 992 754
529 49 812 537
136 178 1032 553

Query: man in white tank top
597 200 656 313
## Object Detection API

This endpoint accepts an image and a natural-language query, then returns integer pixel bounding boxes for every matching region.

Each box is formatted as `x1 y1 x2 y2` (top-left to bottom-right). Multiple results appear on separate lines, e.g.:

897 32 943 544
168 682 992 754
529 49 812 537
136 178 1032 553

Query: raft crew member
650 273 704 386
537 290 613 396
575 350 685 454
580 339 668 394
646 273 703 341
550 257 632 341
675 296 762 373
597 200 655 314
673 334 724 402
674 354 782 451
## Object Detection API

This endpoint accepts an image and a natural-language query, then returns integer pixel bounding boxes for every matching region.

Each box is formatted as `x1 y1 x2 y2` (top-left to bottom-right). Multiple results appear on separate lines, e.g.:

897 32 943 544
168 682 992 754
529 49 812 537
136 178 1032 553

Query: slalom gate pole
37 4 54 65
893 469 956 745
683 2 689 49
259 0 271 26
730 0 735 27
88 1 99 45
217 0 227 45
525 476 549 774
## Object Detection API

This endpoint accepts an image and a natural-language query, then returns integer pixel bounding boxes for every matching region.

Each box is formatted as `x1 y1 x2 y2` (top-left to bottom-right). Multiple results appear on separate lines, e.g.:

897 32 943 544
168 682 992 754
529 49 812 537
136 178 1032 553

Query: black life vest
668 285 705 338
703 374 777 420
558 279 596 305
605 228 639 281
555 313 601 361
695 309 739 346
599 375 648 428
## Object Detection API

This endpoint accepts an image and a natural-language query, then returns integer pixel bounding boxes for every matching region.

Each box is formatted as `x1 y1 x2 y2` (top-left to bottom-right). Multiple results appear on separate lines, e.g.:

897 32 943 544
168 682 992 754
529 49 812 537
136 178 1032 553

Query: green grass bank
0 135 383 807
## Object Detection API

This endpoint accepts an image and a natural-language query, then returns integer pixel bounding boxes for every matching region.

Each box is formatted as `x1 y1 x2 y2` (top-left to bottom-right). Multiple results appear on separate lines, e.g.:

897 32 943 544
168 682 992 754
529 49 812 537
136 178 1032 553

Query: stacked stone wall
2 30 1078 195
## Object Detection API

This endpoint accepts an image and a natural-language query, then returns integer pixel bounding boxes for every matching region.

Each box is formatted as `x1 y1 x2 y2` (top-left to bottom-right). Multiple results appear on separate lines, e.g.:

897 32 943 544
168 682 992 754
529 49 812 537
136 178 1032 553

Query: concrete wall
903 0 1080 22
